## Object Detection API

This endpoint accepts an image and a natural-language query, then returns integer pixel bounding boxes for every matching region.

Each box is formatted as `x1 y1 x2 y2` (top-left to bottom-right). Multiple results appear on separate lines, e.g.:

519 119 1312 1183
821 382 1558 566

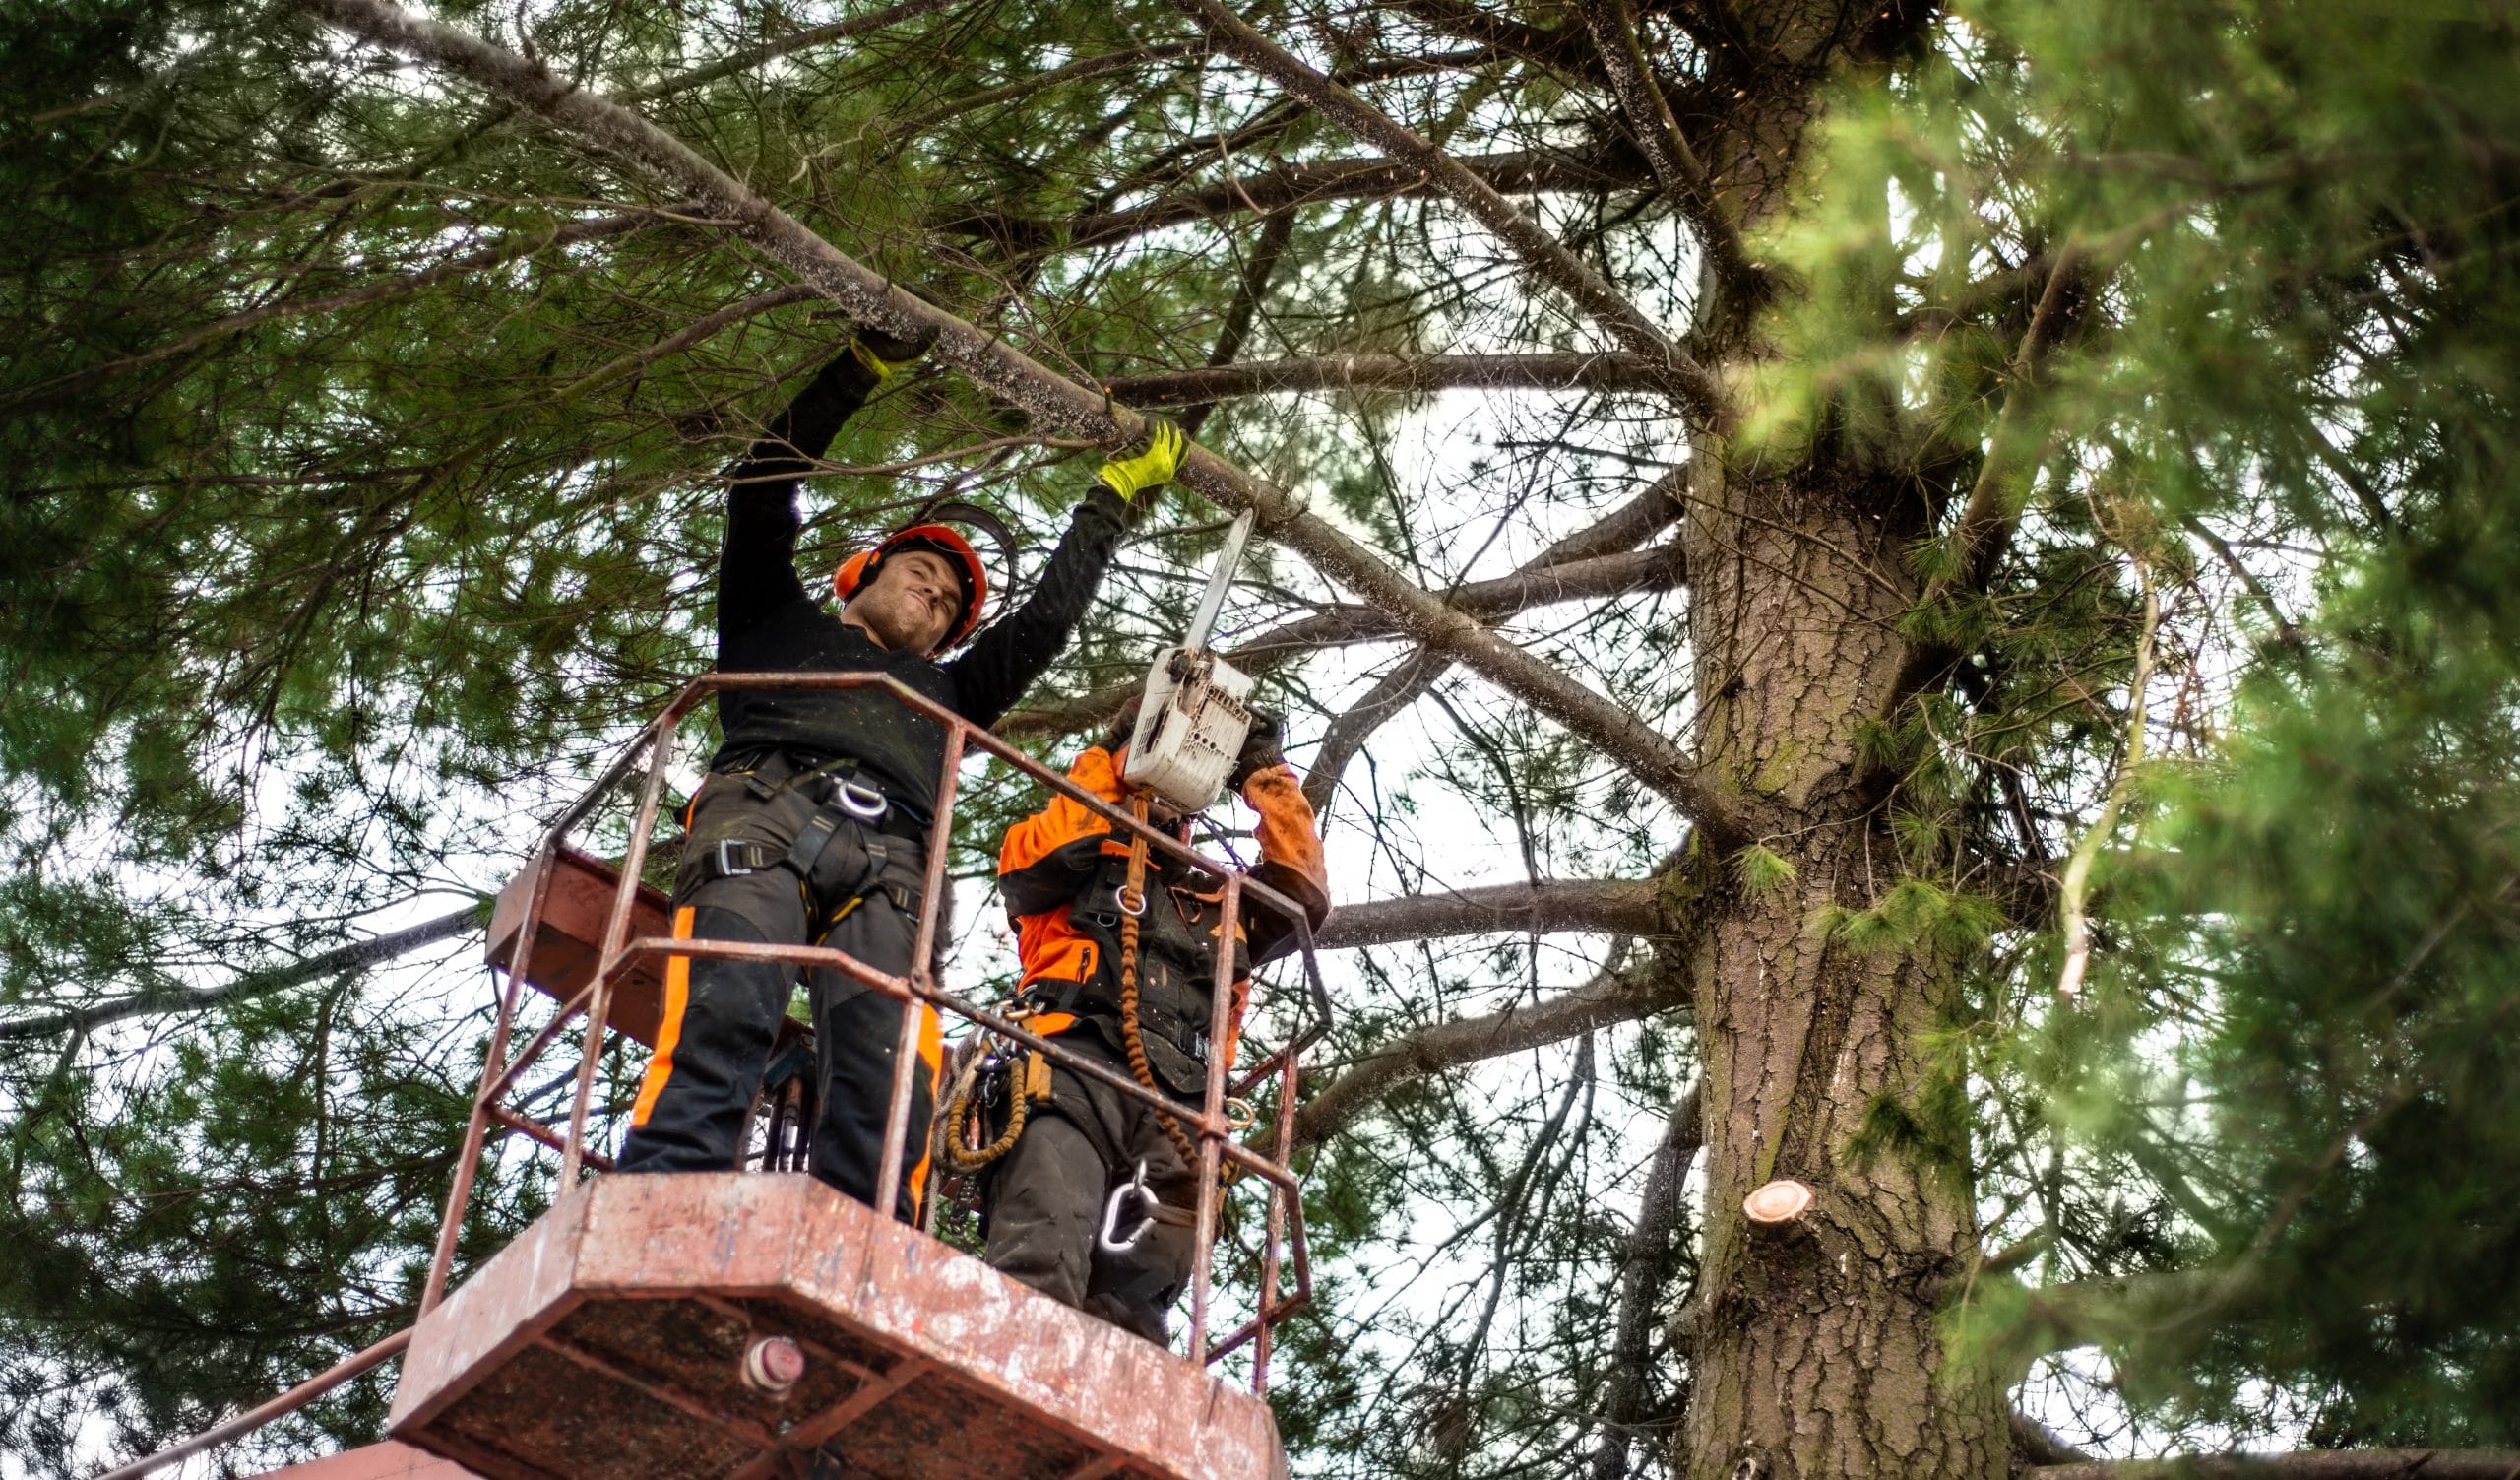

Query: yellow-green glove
1096 418 1186 501
850 321 939 381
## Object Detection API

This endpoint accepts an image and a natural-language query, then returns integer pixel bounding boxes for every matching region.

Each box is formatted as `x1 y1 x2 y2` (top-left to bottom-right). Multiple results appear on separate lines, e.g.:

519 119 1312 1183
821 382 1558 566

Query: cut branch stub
1742 1178 1815 1226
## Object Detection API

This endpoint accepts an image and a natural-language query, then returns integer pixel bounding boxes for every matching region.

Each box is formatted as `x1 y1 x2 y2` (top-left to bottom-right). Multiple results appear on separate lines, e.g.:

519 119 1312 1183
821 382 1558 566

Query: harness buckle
714 838 761 877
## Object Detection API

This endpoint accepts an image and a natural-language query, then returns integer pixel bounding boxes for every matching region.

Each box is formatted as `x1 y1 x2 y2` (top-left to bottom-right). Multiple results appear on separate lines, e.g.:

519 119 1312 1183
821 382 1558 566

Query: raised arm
946 421 1184 725
717 351 879 646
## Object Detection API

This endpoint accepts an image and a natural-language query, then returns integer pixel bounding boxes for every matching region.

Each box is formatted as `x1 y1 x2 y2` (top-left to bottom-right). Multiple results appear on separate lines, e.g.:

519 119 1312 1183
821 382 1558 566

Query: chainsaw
1122 509 1257 814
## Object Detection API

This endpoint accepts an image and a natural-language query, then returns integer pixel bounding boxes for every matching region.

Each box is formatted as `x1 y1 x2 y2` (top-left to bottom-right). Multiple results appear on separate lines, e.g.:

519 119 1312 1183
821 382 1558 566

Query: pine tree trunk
1674 462 2007 1480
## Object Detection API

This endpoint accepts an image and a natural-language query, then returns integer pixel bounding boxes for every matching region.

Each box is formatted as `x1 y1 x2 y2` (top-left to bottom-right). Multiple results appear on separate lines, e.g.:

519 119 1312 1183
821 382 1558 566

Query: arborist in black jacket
617 321 1185 1219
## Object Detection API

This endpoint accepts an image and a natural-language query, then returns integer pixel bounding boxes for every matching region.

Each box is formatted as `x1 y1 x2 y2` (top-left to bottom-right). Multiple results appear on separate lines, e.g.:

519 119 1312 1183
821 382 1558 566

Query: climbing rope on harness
941 1038 1032 1172
1116 791 1208 1177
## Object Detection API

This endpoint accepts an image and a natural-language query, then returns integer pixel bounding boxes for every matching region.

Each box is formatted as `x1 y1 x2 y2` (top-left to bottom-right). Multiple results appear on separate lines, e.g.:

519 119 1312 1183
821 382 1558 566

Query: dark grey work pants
982 1034 1201 1345
616 768 941 1218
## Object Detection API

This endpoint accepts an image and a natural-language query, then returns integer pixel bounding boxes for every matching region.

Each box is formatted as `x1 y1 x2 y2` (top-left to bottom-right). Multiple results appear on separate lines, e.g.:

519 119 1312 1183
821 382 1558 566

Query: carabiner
1097 1159 1162 1254
835 778 889 821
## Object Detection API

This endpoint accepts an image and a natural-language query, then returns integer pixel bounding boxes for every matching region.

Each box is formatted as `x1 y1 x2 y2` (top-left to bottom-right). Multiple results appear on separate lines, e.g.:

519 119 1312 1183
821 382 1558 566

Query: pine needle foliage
4 0 2519 1472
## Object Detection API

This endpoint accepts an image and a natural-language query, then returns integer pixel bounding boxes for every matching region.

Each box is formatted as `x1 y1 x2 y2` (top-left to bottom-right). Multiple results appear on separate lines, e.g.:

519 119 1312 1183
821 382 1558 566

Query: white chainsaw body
1122 647 1254 814
1120 509 1261 814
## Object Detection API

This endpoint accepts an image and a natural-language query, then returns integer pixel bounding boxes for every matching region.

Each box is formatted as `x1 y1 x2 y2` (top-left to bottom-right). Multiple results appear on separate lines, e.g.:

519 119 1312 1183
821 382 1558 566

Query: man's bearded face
842 548 963 655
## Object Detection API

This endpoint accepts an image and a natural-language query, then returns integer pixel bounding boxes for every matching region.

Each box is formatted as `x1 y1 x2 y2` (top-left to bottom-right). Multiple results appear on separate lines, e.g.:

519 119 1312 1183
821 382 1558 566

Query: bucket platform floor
387 1174 1285 1480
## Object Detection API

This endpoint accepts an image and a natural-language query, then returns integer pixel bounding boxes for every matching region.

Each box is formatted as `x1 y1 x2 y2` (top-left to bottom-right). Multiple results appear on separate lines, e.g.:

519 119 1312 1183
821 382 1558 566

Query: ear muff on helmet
831 523 991 648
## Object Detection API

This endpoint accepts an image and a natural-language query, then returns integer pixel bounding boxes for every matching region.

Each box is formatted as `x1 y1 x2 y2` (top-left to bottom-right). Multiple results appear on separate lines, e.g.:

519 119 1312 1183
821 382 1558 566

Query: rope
941 1040 1029 1172
1115 791 1204 1174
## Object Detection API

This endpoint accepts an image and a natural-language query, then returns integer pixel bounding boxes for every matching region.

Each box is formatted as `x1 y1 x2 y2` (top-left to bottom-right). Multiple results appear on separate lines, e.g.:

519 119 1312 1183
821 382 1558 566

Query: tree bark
1678 454 2006 1480
1647 3 2014 1471
2031 1455 2520 1480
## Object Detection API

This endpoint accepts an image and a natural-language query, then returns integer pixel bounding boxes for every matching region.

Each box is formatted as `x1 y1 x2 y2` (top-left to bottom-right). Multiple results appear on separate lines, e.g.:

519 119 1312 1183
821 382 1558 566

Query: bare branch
1530 468 1685 566
611 0 972 103
0 904 481 1044
1387 0 1603 79
1572 0 1758 294
1938 243 2087 601
1299 472 1687 813
1294 943 1681 1147
555 283 821 401
1167 0 1727 424
2011 1413 2094 1469
1245 544 1682 665
894 41 1206 135
953 145 1654 251
1305 649 1450 816
2030 1453 2520 1480
1004 542 1683 736
295 0 1739 839
1589 1081 1704 1480
1173 209 1295 442
1318 877 1664 951
1102 351 1667 406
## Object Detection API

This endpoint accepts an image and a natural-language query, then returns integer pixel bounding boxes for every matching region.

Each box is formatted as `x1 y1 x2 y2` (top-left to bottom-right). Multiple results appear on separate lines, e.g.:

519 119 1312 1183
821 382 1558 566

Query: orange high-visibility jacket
997 745 1330 1071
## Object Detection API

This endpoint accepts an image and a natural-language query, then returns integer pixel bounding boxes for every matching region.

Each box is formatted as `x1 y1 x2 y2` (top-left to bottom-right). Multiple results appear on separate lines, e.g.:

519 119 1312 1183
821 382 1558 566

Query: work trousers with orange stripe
617 772 942 1219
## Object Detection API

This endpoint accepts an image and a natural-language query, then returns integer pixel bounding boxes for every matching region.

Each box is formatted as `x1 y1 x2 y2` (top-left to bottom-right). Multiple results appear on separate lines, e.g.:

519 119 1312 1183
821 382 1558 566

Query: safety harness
687 751 928 926
945 791 1252 1194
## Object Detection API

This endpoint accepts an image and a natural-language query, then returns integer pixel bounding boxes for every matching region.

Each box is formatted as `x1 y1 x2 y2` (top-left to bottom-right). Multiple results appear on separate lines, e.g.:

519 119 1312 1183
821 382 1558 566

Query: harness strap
782 808 845 878
691 810 921 919
1015 980 1212 1065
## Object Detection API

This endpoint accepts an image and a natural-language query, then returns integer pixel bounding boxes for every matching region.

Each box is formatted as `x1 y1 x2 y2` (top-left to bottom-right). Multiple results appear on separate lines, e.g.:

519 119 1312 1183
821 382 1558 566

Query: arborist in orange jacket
971 710 1329 1343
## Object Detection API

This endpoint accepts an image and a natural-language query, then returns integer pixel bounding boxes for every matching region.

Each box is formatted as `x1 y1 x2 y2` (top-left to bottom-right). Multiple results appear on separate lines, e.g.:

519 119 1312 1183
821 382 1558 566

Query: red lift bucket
386 1173 1288 1480
117 673 1323 1480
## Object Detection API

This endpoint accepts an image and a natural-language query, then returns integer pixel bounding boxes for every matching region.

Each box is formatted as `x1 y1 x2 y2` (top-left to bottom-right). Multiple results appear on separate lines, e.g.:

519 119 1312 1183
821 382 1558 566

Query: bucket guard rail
100 669 1328 1480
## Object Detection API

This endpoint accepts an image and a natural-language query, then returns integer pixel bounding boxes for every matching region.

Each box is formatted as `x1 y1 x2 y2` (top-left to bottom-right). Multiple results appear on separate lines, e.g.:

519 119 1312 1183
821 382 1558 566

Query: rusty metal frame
102 670 1324 1480
427 671 1324 1364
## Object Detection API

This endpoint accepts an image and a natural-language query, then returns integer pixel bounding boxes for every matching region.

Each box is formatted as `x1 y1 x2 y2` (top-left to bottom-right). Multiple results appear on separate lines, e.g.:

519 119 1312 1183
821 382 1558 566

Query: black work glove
1228 709 1286 791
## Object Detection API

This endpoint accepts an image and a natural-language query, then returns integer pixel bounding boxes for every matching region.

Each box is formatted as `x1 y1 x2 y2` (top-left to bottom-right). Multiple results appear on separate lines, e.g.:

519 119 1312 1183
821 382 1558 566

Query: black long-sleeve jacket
712 354 1126 822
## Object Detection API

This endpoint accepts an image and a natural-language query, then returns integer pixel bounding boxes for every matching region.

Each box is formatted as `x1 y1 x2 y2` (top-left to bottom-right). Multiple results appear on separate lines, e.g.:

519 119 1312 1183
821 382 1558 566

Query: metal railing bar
1205 1286 1315 1363
473 968 607 1111
609 934 1303 1191
563 726 676 1182
486 1103 616 1171
1187 874 1243 1363
93 1327 413 1480
422 839 560 1313
875 725 965 1219
1252 1038 1299 1391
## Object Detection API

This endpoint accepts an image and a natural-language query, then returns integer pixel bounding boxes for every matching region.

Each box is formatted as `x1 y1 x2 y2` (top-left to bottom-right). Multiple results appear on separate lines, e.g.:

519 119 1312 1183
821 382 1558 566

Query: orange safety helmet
832 523 991 648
